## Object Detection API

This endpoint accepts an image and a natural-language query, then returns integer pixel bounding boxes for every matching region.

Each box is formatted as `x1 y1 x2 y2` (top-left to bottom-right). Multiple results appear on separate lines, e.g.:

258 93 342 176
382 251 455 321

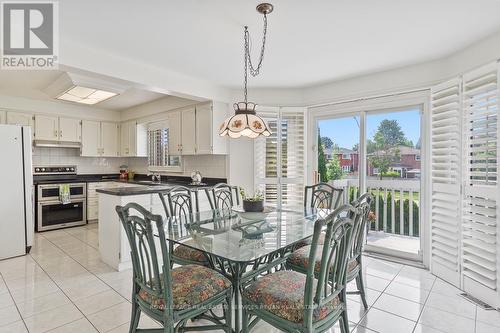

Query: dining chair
157 186 209 266
304 183 343 210
241 205 356 333
205 183 240 211
297 183 344 248
116 203 232 333
345 193 373 308
287 193 373 309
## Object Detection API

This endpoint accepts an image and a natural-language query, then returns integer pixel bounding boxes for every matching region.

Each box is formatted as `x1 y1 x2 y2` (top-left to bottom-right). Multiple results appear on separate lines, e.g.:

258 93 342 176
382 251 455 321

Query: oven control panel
34 166 77 175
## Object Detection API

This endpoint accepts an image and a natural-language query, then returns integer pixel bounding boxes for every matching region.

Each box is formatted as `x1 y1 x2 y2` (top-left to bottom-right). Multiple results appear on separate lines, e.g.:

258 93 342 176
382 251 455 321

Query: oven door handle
38 199 86 206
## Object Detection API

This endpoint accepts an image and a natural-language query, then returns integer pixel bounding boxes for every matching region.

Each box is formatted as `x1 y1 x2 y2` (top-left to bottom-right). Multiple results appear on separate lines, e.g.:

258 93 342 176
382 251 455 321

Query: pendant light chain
243 13 268 103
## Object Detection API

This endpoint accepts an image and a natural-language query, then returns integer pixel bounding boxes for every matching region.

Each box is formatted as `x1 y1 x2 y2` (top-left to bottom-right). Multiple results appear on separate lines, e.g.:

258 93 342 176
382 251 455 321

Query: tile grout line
0 274 30 332
354 260 405 332
36 227 140 332
29 230 104 333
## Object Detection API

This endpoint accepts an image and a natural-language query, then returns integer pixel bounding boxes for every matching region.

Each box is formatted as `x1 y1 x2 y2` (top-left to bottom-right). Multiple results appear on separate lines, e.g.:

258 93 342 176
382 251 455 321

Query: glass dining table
160 206 331 333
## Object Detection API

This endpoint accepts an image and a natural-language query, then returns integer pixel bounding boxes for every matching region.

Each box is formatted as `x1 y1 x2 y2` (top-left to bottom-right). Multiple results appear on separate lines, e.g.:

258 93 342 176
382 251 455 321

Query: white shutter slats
430 78 462 286
461 62 499 307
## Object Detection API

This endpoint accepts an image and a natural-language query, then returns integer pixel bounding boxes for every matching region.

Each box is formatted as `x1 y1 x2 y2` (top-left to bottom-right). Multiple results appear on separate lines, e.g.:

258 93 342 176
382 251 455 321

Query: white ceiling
59 0 500 88
0 70 168 110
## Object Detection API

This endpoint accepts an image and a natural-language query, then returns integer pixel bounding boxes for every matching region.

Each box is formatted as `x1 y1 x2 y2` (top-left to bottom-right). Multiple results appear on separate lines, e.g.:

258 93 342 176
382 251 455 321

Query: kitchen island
97 182 215 271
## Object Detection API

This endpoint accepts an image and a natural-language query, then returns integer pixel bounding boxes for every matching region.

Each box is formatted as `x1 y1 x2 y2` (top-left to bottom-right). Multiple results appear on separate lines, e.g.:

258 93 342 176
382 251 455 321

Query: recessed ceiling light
56 85 118 105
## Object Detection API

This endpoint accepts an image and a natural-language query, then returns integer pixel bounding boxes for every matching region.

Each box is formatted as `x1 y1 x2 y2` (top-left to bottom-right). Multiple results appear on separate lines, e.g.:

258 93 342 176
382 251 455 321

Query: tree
368 119 406 179
321 136 334 149
317 132 328 182
374 119 407 147
326 154 343 181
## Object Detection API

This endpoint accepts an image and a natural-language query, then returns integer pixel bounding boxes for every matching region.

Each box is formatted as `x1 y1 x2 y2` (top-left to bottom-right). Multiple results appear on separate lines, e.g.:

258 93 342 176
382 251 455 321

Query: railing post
391 189 396 234
383 188 388 232
375 188 380 231
400 189 404 235
409 190 414 236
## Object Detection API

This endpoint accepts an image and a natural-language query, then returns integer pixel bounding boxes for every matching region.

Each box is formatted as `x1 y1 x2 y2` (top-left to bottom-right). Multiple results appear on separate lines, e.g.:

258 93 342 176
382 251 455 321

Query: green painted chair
241 205 356 333
116 203 233 333
205 183 240 212
158 186 209 266
297 183 344 248
287 193 373 309
304 183 343 210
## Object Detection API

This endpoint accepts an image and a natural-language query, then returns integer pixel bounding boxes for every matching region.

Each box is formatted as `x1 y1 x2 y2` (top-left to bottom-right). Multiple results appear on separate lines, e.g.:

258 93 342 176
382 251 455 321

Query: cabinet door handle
59 130 62 137
54 130 58 138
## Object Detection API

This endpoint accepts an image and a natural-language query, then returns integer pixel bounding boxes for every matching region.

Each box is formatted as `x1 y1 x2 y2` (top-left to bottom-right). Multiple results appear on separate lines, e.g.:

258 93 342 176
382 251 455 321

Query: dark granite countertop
33 173 226 188
96 182 216 196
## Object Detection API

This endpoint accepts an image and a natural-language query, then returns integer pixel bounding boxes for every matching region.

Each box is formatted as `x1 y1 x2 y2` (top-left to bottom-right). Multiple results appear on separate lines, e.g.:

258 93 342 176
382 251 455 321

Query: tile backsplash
32 147 227 178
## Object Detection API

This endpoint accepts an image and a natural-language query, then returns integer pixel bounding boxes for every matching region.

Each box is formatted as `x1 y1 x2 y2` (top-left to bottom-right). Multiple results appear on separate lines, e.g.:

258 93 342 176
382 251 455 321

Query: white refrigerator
0 125 34 260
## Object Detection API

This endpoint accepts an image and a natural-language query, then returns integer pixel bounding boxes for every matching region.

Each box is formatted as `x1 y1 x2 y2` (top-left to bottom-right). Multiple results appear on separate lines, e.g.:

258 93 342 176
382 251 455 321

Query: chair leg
129 301 141 333
241 304 249 333
340 309 350 333
355 273 368 309
225 291 233 333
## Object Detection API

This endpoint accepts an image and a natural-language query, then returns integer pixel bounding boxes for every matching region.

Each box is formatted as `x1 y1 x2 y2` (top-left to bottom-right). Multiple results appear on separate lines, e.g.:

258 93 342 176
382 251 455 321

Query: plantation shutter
430 78 462 287
461 63 499 307
254 107 306 208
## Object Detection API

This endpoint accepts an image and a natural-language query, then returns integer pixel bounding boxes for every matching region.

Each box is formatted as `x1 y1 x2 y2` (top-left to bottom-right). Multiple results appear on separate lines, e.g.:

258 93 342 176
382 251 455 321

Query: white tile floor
0 224 498 333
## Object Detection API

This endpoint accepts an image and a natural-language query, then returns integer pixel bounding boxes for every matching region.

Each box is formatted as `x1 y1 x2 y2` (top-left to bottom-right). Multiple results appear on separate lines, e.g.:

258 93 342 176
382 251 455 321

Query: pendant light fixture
219 3 273 139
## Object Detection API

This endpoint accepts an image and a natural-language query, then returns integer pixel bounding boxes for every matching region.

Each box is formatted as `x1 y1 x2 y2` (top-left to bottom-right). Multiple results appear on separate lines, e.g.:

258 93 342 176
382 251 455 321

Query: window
342 153 351 160
147 121 182 172
254 107 305 209
342 165 350 172
415 154 421 161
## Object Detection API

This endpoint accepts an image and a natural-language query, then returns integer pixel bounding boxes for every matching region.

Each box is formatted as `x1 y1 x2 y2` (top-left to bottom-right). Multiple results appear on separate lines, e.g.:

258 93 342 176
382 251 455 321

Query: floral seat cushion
173 241 208 264
138 264 231 311
242 270 340 323
296 233 326 248
287 245 359 274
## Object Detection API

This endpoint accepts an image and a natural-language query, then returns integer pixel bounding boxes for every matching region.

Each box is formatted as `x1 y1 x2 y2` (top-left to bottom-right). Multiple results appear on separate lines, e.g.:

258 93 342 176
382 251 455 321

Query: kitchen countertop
33 173 226 187
96 182 216 196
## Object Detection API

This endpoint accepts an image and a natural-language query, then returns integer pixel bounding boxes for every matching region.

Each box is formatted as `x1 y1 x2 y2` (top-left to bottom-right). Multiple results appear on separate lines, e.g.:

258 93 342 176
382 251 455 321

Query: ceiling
59 0 500 88
0 70 168 110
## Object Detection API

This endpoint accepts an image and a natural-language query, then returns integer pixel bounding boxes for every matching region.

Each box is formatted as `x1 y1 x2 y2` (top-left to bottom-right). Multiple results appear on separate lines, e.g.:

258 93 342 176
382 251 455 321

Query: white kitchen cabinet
101 122 120 157
179 102 228 155
181 107 196 155
81 120 101 156
59 117 81 142
81 121 120 157
34 115 82 143
34 115 59 141
167 111 182 155
0 110 5 124
7 111 34 127
120 121 147 157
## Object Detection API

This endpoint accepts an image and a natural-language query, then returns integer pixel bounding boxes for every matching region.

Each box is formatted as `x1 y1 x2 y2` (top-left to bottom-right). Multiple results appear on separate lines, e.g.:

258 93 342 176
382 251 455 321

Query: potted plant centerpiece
240 188 265 212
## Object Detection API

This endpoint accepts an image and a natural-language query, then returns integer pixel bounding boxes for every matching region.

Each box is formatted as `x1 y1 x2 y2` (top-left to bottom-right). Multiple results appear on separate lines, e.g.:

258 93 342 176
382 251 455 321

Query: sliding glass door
365 108 422 260
313 105 424 262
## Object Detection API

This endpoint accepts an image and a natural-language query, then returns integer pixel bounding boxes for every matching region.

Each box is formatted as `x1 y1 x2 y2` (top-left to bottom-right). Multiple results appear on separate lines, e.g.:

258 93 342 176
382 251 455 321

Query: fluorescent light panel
57 85 117 105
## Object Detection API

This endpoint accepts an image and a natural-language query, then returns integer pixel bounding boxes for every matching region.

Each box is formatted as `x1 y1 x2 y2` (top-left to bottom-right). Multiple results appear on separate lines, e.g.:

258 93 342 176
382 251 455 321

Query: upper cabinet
180 107 196 155
0 110 5 124
59 117 82 142
6 111 34 127
34 115 81 143
120 121 147 157
81 120 119 157
180 102 228 155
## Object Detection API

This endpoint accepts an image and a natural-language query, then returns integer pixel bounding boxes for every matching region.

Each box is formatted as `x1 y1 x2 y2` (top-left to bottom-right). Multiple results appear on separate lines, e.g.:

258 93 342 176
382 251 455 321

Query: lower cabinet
87 182 138 222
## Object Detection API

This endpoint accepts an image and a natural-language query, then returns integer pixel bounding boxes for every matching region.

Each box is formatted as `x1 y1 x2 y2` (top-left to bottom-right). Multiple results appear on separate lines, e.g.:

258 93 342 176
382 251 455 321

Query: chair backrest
304 183 343 210
157 185 196 220
116 203 174 316
303 204 355 328
205 183 240 211
350 193 373 260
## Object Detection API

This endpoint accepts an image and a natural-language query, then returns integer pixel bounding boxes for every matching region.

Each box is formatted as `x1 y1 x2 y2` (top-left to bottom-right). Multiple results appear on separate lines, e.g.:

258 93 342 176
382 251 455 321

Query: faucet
149 173 162 183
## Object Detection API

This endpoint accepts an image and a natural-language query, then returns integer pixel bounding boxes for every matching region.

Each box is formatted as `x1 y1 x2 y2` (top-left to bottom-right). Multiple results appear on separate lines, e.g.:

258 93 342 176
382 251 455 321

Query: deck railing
329 179 420 237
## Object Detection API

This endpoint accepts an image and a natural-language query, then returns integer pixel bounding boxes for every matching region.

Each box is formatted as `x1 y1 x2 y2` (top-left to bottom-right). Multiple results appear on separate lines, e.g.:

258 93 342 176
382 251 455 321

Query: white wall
228 137 254 192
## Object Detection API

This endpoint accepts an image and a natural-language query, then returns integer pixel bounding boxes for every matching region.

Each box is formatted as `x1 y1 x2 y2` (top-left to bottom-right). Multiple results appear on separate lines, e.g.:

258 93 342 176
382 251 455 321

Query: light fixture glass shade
219 102 272 138
57 86 118 105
